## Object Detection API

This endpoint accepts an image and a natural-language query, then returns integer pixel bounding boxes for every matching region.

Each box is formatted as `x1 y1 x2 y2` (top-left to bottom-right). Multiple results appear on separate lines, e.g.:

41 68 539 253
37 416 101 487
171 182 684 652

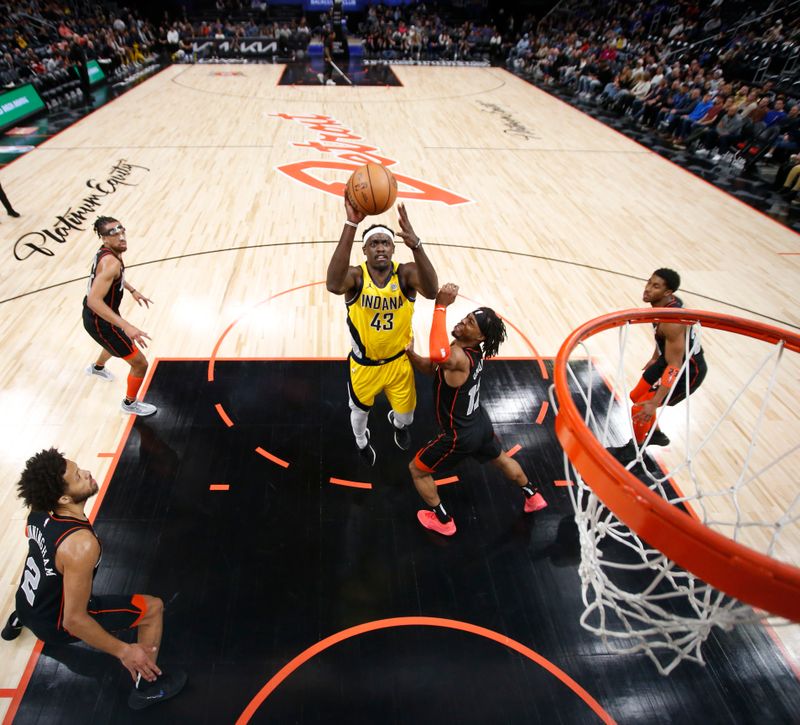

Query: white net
550 312 800 675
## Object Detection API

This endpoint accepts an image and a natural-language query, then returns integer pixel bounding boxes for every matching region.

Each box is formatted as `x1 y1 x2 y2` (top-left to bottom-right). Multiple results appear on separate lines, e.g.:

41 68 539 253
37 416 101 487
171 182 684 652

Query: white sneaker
711 154 722 163
85 364 115 382
121 399 157 416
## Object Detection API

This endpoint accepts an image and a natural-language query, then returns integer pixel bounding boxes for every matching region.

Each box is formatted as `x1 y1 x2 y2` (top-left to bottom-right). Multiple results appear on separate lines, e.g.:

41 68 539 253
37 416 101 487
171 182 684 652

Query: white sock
392 410 413 429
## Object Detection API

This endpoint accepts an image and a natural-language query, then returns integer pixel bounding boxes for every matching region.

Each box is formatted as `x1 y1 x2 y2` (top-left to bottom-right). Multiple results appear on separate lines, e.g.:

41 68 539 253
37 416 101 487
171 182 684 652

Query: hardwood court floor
0 64 798 721
12 359 800 723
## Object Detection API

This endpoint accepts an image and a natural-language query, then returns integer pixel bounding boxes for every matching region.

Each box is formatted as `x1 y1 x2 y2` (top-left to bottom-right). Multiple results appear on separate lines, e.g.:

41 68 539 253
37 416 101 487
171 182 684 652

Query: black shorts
414 410 501 473
83 306 137 359
19 593 147 644
643 352 707 405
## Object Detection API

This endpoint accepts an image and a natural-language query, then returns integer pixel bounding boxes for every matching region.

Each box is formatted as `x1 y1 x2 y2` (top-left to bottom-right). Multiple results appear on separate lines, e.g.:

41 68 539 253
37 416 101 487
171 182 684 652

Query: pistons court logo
271 113 471 206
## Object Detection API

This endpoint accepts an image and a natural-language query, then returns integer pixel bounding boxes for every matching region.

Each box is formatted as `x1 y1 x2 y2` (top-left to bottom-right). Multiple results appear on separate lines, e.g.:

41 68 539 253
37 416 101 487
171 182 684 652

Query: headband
363 226 394 244
472 308 493 337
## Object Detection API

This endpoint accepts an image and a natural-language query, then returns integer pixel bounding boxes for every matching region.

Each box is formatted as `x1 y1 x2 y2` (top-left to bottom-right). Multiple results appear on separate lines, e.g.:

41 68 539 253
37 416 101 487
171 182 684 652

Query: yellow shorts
348 354 416 414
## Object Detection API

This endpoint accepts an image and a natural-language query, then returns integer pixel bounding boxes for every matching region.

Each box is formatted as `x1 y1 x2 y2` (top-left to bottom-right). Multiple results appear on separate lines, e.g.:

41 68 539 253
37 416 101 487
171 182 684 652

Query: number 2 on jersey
20 556 41 605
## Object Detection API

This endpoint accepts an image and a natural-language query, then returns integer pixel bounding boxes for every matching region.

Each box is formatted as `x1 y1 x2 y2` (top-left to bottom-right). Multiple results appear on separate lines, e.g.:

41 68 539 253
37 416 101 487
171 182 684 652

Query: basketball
346 163 398 216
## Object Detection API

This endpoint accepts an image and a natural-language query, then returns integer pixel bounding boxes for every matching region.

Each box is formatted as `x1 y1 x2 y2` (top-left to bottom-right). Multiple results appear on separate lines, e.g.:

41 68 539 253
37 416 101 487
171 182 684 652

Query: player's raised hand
344 190 366 224
396 203 421 249
435 282 459 307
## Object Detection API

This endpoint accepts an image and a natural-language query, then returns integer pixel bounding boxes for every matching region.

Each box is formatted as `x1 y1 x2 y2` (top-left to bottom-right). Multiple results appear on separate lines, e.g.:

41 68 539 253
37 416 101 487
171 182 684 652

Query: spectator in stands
672 93 714 143
768 106 800 163
166 23 180 55
489 27 503 64
778 156 800 199
69 36 92 107
747 96 771 124
658 88 702 138
674 94 724 147
616 71 651 114
1 52 24 88
747 104 800 169
635 78 670 124
696 105 745 160
599 66 633 106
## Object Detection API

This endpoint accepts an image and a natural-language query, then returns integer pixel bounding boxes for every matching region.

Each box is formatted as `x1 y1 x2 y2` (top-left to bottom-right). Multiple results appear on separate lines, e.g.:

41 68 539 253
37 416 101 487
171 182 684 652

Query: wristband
660 365 680 388
344 220 358 229
412 239 422 250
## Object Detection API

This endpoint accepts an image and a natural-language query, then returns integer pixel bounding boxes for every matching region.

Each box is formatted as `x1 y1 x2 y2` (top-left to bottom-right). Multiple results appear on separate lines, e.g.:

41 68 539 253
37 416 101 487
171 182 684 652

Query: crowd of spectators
358 3 505 63
158 3 510 66
506 0 800 180
0 2 522 89
0 2 159 93
6 0 799 193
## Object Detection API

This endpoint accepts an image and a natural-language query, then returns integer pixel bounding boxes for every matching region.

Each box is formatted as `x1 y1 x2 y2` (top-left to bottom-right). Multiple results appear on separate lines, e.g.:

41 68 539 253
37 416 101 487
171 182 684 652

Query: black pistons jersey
15 511 100 636
654 295 703 358
434 346 485 430
83 247 125 313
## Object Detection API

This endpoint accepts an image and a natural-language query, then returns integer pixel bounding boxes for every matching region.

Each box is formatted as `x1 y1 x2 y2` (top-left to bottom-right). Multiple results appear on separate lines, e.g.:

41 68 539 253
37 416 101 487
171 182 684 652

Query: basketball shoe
647 429 671 446
1 612 22 641
524 491 548 513
85 364 115 382
128 670 188 710
387 411 411 450
417 509 456 536
358 429 376 466
608 440 637 464
121 399 157 416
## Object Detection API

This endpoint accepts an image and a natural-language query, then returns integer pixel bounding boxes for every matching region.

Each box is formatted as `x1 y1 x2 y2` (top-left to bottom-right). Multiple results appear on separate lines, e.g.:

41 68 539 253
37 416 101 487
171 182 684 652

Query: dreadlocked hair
478 307 507 358
17 448 68 512
93 216 117 238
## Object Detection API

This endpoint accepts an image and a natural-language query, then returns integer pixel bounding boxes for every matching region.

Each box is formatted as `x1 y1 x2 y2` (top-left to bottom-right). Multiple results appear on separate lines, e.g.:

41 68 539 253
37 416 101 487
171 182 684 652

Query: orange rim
553 307 800 622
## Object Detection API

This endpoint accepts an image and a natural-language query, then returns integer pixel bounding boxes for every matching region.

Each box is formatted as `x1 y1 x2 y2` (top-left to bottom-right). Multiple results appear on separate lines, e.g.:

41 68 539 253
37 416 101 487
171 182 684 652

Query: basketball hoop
550 308 800 675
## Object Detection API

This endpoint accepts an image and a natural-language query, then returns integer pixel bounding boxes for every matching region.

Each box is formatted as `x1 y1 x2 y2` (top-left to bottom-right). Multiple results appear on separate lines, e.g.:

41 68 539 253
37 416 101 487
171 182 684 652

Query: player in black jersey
0 448 186 710
611 268 707 462
82 216 157 416
405 283 547 536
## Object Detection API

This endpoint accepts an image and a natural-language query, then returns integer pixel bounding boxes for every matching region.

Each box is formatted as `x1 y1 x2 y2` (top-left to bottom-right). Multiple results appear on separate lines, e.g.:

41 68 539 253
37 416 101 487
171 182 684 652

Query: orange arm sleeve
430 306 450 363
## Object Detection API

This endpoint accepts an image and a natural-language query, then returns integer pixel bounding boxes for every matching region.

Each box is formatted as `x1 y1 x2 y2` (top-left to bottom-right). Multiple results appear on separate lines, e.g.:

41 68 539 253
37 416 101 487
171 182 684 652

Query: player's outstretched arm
327 192 366 295
397 203 438 299
405 337 436 375
59 531 161 682
429 283 458 364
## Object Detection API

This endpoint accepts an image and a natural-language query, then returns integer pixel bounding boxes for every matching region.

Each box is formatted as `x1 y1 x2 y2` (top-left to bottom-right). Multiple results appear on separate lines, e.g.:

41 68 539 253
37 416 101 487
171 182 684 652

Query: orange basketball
346 163 398 216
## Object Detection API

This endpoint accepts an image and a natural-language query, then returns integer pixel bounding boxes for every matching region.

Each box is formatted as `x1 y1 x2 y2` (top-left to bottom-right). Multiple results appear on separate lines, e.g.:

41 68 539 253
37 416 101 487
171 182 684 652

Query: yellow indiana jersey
346 261 415 363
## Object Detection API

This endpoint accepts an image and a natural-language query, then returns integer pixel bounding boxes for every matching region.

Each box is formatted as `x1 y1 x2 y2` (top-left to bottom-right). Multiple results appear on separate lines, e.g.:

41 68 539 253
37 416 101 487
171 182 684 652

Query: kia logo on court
271 113 471 206
13 160 150 261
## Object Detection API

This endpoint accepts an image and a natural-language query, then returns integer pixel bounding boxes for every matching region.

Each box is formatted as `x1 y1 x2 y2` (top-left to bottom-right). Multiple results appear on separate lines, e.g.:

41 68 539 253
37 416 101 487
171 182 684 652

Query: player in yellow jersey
327 194 439 465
